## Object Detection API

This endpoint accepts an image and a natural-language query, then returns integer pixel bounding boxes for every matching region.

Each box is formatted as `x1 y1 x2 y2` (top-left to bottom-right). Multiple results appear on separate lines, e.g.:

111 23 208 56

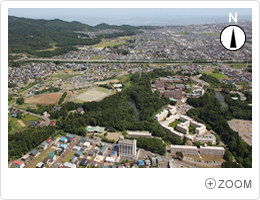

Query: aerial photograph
8 8 252 169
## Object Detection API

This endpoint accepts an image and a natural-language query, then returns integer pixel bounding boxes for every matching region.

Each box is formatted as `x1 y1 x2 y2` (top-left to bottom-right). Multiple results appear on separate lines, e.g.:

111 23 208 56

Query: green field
89 55 103 60
15 103 38 110
227 63 247 69
8 118 22 133
62 151 76 162
18 83 38 93
204 73 229 80
73 98 84 103
91 39 128 48
116 74 131 82
22 115 43 126
27 148 55 168
199 32 220 37
95 88 109 93
50 73 81 79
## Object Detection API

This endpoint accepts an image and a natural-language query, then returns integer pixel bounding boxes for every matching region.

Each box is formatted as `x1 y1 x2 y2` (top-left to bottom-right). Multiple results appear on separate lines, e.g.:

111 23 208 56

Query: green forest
8 16 140 58
187 89 252 168
199 74 236 89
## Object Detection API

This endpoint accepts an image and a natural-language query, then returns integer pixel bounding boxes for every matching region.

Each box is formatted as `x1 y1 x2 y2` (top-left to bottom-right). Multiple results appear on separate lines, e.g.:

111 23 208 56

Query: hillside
8 16 139 58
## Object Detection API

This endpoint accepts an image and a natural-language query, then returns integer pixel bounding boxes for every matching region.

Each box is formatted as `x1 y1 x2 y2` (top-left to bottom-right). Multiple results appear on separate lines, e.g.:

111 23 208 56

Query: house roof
12 160 24 166
30 149 39 156
48 151 55 158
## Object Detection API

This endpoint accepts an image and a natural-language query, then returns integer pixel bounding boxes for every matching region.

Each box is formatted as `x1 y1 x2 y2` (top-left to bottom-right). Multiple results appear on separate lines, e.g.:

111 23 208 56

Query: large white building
154 109 168 121
126 130 152 138
199 146 225 156
118 138 137 158
171 145 198 155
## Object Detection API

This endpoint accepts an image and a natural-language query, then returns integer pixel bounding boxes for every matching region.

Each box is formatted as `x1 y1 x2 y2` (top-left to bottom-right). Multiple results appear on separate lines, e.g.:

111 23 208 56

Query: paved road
50 137 81 168
8 102 16 108
79 144 96 167
24 141 54 168
19 109 50 126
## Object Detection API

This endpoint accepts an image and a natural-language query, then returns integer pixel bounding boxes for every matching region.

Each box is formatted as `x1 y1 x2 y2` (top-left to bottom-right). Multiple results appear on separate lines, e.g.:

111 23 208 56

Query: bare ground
25 93 63 106
17 120 26 127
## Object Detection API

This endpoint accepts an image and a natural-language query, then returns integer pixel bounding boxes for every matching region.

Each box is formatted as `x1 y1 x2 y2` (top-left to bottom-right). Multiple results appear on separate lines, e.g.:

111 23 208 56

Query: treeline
223 93 252 120
101 137 115 143
34 87 60 95
200 74 235 89
187 89 252 168
137 137 166 156
8 126 55 161
98 84 112 89
58 92 67 104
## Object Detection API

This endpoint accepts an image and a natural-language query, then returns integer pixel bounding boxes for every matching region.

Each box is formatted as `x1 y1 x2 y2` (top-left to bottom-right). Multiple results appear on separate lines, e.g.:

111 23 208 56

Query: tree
16 97 24 105
176 151 184 160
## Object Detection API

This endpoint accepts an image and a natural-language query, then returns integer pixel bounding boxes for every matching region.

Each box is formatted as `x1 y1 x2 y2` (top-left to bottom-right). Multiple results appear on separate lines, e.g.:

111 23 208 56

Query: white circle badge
220 25 246 51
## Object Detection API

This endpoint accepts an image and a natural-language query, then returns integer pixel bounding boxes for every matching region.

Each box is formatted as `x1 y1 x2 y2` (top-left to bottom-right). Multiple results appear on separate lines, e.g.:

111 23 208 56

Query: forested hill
8 16 140 57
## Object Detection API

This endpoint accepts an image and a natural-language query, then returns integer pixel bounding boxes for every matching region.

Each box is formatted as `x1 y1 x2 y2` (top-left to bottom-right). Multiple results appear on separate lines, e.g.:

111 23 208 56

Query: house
67 137 73 143
59 144 68 150
52 106 60 112
88 151 95 157
103 166 109 168
76 107 84 114
21 155 30 162
30 149 40 157
48 151 57 160
72 145 81 151
63 162 76 168
83 141 90 148
36 162 44 168
11 160 25 168
71 156 78 163
66 133 74 139
125 162 130 168
77 141 83 146
105 157 115 164
80 147 87 152
46 138 52 144
52 140 60 147
157 157 163 163
55 147 63 155
93 148 100 154
111 165 117 168
50 121 56 126
79 158 89 167
75 151 83 157
43 157 52 164
138 160 145 166
99 145 108 155
59 137 67 143
145 159 151 166
151 157 157 167
40 141 49 150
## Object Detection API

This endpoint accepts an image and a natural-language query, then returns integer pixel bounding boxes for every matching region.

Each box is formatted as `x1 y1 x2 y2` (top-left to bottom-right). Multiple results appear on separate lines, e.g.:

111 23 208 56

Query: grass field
116 74 131 82
36 46 58 52
18 83 38 93
62 151 76 162
27 147 56 168
50 73 81 79
15 103 38 110
73 98 84 103
89 55 103 60
106 132 122 141
226 63 247 69
25 92 63 106
8 118 22 133
22 115 43 126
169 120 182 129
91 39 128 48
199 32 219 37
204 72 230 79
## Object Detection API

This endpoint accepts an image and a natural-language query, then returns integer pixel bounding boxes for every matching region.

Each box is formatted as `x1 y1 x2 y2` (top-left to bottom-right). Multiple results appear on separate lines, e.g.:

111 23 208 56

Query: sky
8 8 252 26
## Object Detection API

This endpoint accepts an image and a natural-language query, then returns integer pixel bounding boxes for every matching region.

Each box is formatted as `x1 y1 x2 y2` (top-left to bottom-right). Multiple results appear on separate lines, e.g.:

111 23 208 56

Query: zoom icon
205 178 216 189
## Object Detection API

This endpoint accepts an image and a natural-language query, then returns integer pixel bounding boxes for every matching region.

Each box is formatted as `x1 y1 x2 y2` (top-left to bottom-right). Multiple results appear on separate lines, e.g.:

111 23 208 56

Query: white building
199 146 225 156
170 145 198 155
63 162 76 168
105 157 115 164
154 109 168 121
126 130 152 138
118 138 137 158
168 105 177 115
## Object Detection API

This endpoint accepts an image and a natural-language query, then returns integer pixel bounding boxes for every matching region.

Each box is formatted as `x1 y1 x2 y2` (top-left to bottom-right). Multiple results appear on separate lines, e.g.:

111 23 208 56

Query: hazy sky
8 8 252 26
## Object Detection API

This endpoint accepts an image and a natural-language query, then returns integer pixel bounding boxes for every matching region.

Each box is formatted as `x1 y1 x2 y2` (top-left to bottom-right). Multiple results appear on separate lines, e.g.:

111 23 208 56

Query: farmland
25 92 63 105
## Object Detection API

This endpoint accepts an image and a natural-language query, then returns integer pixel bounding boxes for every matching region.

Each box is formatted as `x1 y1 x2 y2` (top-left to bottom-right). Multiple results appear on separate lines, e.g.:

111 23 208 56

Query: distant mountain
8 16 139 58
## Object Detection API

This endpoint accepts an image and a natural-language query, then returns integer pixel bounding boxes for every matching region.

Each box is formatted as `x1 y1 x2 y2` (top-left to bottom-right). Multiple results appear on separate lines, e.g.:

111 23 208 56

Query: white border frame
1 2 259 199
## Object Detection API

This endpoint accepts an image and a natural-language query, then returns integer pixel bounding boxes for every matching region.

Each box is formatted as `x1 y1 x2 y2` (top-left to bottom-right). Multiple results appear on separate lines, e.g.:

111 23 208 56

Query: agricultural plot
204 72 230 80
91 39 128 48
25 92 63 105
228 119 252 145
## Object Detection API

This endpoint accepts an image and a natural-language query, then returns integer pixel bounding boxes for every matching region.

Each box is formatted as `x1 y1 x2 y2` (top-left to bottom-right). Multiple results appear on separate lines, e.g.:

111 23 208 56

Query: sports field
71 88 111 102
94 79 119 85
204 73 230 80
106 132 122 142
25 92 63 105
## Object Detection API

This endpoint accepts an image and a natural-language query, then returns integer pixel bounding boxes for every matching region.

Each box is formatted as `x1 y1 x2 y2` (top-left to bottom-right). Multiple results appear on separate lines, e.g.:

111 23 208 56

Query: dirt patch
94 79 119 85
71 88 111 102
106 132 122 141
25 93 63 106
17 120 26 127
228 119 252 145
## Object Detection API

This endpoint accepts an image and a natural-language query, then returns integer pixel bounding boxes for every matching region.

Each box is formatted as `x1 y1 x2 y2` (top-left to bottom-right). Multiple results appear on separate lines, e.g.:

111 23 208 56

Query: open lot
50 73 81 79
204 72 230 80
94 79 119 85
27 147 56 168
62 151 76 163
228 119 252 145
72 88 111 102
199 32 219 37
226 63 247 69
106 132 122 142
90 39 128 48
25 92 63 105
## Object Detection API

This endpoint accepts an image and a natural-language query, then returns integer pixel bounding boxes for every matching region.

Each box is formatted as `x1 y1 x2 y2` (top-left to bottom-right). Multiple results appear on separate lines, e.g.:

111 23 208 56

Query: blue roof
59 137 67 141
12 114 17 117
103 166 109 168
75 151 82 155
138 160 145 165
66 133 74 138
71 156 76 160
59 144 67 148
